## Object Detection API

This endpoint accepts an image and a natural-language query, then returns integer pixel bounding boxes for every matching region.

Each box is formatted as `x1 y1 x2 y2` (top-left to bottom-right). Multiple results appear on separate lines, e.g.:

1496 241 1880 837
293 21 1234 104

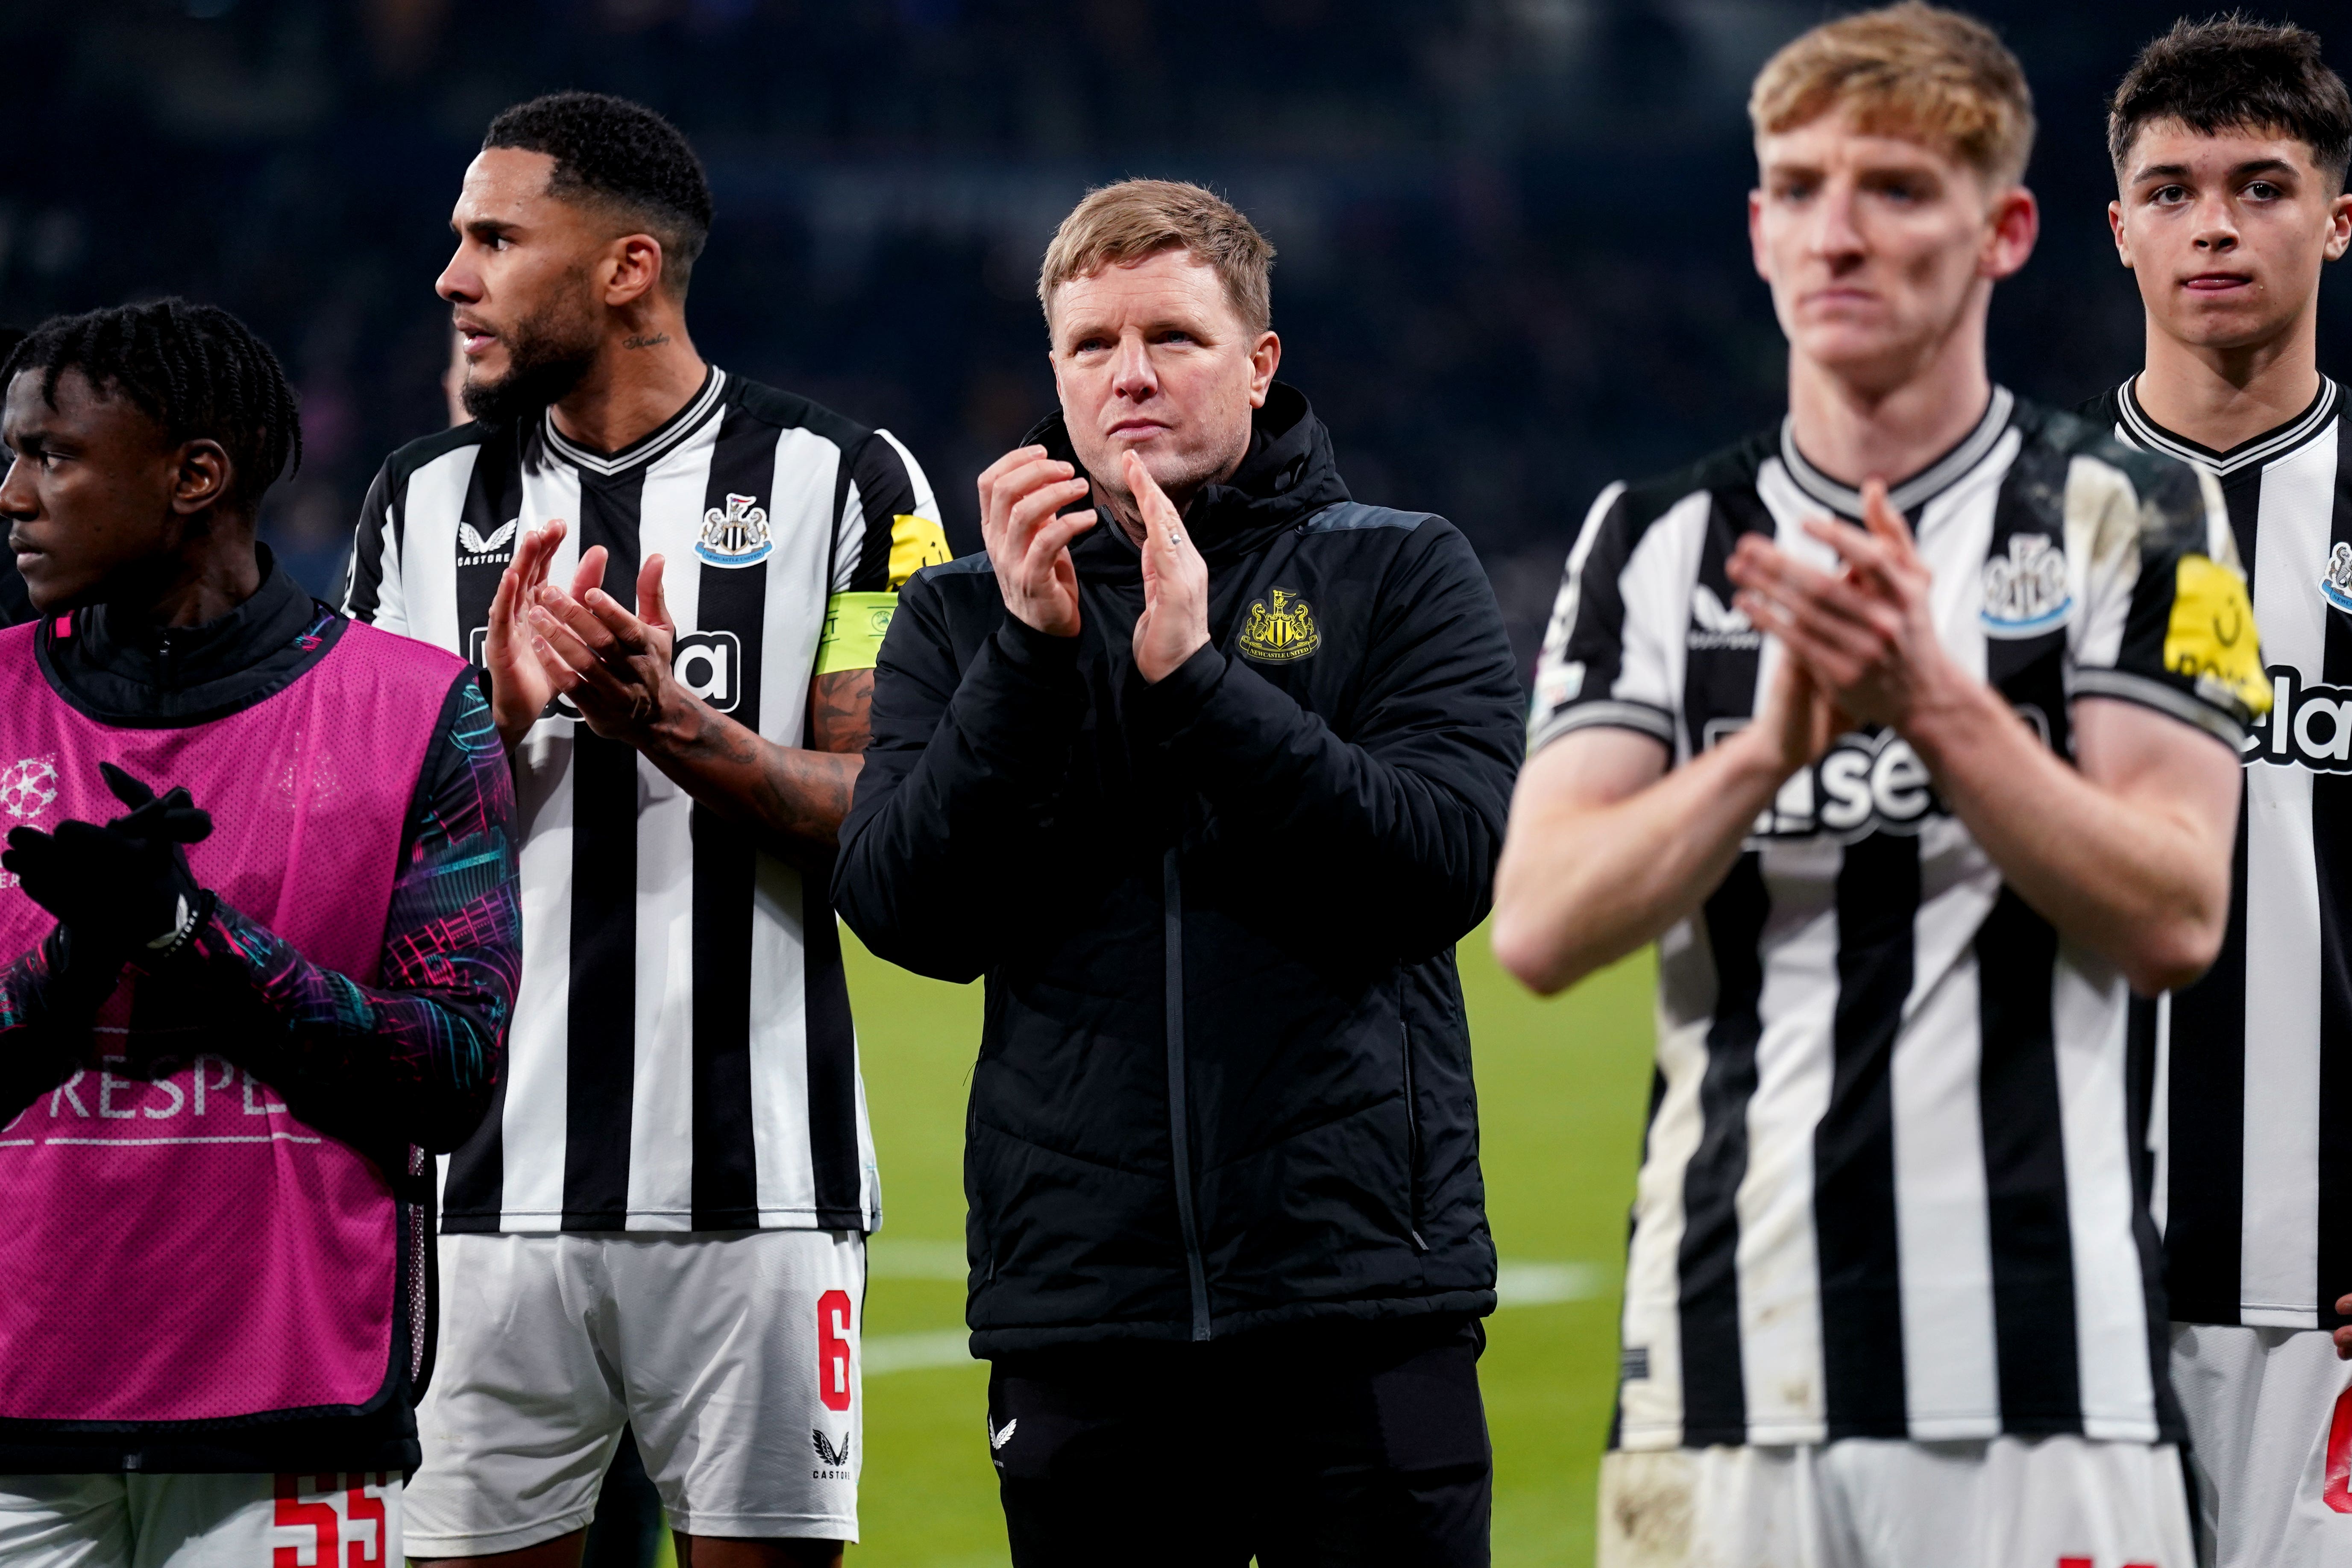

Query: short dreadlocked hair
0 299 301 511
2109 17 2352 191
485 92 713 298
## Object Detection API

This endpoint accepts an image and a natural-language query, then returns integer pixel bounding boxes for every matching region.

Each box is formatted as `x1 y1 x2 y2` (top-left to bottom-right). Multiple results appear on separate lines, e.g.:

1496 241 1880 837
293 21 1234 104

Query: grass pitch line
868 1238 973 1279
861 1254 1607 1377
865 1328 980 1376
1493 1260 1608 1307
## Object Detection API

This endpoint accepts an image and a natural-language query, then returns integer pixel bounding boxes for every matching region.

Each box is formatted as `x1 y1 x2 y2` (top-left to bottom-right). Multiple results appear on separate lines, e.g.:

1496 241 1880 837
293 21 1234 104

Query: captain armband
887 513 951 588
816 592 896 675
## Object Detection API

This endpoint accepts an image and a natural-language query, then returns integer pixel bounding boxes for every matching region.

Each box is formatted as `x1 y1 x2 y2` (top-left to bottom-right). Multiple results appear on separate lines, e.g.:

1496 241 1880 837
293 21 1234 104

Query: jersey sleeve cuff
2068 666 2246 750
1528 699 1676 756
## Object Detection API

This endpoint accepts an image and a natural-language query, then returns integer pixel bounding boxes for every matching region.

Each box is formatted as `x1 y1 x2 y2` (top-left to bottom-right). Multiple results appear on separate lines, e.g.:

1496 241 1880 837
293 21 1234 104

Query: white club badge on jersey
2320 540 2352 617
697 493 772 567
1980 532 2075 638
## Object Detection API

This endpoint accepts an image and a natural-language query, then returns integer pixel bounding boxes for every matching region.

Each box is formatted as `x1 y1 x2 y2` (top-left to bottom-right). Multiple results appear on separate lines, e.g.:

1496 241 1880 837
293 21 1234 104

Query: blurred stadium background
15 1 2351 1562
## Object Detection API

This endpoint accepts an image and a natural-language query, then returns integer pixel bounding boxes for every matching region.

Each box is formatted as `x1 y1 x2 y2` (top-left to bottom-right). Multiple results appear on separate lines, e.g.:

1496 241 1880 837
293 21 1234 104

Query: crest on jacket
1238 587 1320 663
698 493 772 568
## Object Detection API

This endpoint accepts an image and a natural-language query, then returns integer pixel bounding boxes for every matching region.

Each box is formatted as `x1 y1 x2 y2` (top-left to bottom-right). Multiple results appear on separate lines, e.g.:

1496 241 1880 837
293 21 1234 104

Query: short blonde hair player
1495 6 2258 1565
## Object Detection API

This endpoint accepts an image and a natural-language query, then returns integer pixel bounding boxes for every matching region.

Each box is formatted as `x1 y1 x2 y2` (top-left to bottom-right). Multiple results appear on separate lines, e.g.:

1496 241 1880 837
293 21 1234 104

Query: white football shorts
2173 1320 2352 1568
404 1229 864 1555
0 1471 400 1568
1598 1435 2194 1568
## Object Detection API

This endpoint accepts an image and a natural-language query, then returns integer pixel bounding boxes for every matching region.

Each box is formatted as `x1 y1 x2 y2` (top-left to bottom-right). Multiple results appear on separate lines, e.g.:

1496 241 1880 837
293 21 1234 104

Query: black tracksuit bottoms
985 1315 1492 1567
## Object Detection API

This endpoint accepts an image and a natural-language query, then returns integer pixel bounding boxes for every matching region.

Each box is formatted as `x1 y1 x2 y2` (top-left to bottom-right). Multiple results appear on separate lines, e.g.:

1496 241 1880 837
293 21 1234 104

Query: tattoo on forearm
811 669 875 756
654 690 863 853
753 751 861 847
622 333 671 350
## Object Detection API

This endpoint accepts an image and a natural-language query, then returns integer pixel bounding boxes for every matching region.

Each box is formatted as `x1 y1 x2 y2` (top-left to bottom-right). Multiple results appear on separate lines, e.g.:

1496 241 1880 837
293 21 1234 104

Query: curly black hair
2110 16 2352 189
485 91 713 296
0 298 300 511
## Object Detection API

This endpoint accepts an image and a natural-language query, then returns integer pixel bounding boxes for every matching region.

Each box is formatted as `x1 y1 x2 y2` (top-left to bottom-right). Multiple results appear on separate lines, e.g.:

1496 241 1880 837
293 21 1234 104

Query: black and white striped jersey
344 368 944 1235
2090 375 2352 1331
1532 389 2268 1450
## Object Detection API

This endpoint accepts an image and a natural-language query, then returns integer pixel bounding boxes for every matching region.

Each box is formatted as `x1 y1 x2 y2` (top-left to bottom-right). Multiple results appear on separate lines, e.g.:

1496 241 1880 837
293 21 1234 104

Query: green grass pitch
842 926 1660 1566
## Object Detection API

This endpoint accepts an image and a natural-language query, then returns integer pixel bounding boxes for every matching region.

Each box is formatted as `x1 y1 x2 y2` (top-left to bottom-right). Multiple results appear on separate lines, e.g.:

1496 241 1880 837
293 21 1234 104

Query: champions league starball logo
0 756 59 822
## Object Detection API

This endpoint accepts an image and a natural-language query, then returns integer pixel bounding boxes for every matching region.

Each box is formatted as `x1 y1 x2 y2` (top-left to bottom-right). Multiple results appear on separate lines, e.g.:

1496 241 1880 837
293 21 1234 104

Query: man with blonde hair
834 179 1525 1565
1495 5 2258 1563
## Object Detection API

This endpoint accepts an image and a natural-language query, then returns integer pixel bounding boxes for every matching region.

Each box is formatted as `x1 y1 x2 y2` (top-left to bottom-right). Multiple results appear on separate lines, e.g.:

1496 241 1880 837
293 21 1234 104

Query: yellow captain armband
817 592 897 675
888 513 952 589
2164 554 2270 718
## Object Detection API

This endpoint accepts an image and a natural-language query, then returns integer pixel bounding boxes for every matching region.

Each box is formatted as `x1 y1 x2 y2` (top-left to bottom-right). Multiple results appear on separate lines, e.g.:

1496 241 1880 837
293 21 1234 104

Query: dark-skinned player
0 299 520 1565
344 93 944 1568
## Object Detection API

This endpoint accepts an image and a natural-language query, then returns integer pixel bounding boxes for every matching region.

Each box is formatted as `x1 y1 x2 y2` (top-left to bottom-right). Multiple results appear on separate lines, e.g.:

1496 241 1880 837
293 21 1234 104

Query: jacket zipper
1163 846 1213 1341
1402 1021 1428 1252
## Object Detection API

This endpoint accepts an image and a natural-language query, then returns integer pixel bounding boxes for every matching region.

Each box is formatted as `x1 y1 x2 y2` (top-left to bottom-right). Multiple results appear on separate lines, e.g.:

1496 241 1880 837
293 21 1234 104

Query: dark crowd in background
12 0 2352 665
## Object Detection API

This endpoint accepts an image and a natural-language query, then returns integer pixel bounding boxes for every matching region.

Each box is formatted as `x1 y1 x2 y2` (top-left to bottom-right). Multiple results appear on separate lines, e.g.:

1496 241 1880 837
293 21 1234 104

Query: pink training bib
0 616 462 1422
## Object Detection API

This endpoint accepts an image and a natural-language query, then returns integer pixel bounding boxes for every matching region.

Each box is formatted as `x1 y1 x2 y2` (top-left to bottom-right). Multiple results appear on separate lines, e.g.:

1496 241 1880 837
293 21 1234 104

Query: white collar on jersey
2115 373 2338 478
1779 384 2016 519
540 366 730 478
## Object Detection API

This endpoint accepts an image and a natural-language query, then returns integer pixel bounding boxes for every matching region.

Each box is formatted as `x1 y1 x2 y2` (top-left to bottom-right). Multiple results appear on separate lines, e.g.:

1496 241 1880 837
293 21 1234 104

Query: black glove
34 920 121 1011
3 763 216 968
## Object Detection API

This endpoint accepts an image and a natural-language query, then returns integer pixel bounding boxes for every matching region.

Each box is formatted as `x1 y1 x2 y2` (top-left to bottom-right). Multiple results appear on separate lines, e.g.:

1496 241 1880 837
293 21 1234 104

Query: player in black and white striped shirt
1494 9 2263 1565
2085 21 2352 1565
344 94 942 1568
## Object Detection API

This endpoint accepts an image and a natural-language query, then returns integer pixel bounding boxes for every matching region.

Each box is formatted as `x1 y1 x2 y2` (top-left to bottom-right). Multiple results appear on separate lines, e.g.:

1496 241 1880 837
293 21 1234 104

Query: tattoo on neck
622 333 671 350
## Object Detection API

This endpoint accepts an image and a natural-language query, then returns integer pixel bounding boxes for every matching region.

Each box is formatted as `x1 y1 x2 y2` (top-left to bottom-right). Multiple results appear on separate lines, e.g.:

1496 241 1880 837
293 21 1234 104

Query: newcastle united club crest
2323 541 2352 616
697 492 772 568
1238 586 1320 663
1979 532 2073 639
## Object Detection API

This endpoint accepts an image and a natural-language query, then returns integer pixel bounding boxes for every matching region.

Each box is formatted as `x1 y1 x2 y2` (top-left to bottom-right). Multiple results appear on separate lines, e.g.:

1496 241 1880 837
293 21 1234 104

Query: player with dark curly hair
347 93 944 1568
0 329 31 625
0 297 521 1564
449 91 714 433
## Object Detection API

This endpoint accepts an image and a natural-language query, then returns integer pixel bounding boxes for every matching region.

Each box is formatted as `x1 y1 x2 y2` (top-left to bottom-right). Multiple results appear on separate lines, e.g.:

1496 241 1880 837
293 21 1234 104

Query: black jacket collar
1020 382 1351 582
38 549 344 727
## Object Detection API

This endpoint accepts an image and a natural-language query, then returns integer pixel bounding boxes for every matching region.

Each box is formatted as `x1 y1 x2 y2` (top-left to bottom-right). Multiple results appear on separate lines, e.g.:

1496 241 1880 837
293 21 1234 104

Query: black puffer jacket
834 386 1525 1356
